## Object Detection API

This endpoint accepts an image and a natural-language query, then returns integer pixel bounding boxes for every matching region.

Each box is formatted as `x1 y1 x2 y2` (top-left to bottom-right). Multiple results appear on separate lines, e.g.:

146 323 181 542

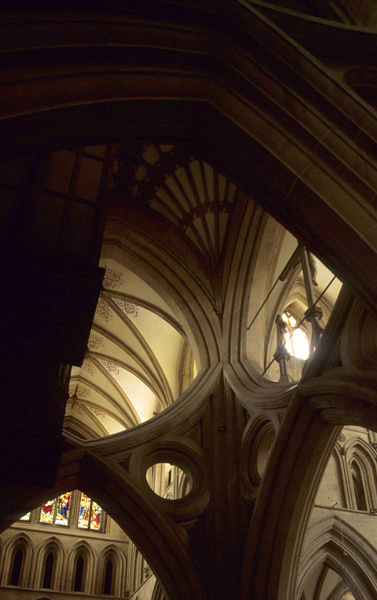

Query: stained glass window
40 499 56 524
36 490 103 530
78 493 103 530
19 512 31 521
55 492 72 526
39 492 72 526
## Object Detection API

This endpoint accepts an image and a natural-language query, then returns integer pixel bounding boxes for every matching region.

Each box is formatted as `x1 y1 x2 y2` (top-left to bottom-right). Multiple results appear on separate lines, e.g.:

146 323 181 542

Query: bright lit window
78 492 103 530
39 492 72 526
282 312 309 360
19 512 31 521
33 491 103 531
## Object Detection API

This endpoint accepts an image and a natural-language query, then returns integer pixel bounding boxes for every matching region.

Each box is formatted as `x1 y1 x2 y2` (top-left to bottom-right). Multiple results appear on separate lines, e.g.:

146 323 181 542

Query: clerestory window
39 492 72 526
19 490 105 531
281 311 309 360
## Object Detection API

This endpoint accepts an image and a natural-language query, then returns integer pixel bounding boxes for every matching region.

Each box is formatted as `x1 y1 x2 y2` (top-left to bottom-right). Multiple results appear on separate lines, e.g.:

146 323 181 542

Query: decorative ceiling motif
65 258 191 440
81 358 97 377
98 359 120 375
113 298 139 318
64 144 341 441
102 267 125 289
69 384 91 398
95 295 113 322
113 144 238 268
112 143 247 317
88 333 104 351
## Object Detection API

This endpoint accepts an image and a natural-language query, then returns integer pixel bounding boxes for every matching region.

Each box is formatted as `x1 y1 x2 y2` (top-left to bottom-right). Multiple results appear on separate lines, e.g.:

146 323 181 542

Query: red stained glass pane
40 499 56 524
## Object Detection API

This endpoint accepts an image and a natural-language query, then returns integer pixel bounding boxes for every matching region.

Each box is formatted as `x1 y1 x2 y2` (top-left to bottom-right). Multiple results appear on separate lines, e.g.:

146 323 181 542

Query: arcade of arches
1 2 377 599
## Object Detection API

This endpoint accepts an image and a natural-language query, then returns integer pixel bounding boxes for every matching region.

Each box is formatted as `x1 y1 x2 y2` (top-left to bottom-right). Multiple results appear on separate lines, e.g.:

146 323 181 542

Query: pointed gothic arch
1 6 377 315
241 360 377 600
1 6 377 600
66 540 96 595
34 537 64 591
342 438 377 510
297 515 377 600
95 544 127 597
0 447 206 600
0 532 34 588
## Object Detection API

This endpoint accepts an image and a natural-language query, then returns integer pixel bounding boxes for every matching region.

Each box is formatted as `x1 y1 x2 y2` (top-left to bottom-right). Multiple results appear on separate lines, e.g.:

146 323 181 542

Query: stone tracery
1 2 377 599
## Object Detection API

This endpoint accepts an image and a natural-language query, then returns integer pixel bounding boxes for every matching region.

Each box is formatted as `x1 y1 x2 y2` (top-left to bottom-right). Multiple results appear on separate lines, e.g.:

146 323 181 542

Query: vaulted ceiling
64 143 341 439
66 256 193 439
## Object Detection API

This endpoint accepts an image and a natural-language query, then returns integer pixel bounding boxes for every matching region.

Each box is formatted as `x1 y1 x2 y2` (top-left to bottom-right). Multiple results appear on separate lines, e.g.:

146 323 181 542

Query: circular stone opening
146 462 192 500
256 429 275 479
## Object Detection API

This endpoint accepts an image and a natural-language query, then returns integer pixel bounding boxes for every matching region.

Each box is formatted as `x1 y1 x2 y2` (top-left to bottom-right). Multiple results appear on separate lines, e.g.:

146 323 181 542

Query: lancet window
9 547 23 586
281 311 310 360
73 555 85 592
42 551 55 589
103 557 114 595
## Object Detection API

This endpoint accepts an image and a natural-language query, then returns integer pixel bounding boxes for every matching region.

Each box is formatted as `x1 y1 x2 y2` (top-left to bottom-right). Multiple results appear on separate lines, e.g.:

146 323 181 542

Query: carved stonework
69 384 91 399
113 297 139 317
82 358 97 377
66 400 83 415
98 358 120 375
87 405 106 419
103 267 124 289
96 295 113 322
87 333 104 350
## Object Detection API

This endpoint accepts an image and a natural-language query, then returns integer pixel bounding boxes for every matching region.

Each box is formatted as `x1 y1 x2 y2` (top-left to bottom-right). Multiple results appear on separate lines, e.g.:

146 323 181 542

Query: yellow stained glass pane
55 492 72 526
90 501 102 530
19 512 31 521
78 493 91 529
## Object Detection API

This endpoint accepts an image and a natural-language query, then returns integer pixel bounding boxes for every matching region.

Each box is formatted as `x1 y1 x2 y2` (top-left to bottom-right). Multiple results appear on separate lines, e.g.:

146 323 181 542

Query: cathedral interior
1 1 377 599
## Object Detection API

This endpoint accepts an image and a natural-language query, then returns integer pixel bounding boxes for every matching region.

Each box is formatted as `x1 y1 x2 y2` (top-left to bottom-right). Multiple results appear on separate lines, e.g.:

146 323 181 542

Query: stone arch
1 7 377 315
34 536 65 591
342 438 377 510
151 579 167 600
297 515 377 600
133 547 145 592
240 415 277 501
343 67 377 107
102 217 221 371
0 447 207 600
329 441 348 509
95 543 126 597
66 540 96 595
0 532 34 588
176 466 191 499
2 8 377 600
241 369 377 600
